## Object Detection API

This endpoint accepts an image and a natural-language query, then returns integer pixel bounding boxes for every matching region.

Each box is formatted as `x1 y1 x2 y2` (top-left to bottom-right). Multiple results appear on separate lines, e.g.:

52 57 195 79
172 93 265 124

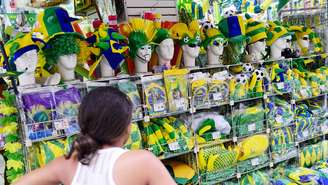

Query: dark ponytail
66 87 133 165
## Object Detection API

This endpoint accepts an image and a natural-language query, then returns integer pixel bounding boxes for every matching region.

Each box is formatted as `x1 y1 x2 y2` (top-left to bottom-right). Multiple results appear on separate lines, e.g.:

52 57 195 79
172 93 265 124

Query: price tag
251 158 260 166
212 131 221 139
229 100 234 106
233 137 238 142
270 162 274 168
248 123 256 132
277 82 284 90
175 98 186 109
54 121 63 130
213 93 223 101
144 116 150 122
61 119 69 129
321 125 328 133
236 173 241 179
266 128 271 134
275 115 283 123
263 94 268 99
320 85 327 92
154 103 165 112
300 89 308 97
189 107 196 114
303 130 309 138
25 140 32 147
291 100 296 105
168 142 180 151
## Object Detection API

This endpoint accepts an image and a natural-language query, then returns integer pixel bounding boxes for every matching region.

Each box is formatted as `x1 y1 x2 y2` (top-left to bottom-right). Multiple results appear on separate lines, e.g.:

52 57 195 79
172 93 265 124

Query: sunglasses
188 43 200 48
212 39 227 46
302 37 309 41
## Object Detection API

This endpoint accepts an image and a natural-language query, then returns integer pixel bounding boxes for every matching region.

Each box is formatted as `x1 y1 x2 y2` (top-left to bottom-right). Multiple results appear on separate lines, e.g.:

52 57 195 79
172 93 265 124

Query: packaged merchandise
164 69 189 112
124 123 143 150
117 80 143 121
267 97 294 128
209 71 230 105
164 160 198 185
141 75 168 116
191 72 209 108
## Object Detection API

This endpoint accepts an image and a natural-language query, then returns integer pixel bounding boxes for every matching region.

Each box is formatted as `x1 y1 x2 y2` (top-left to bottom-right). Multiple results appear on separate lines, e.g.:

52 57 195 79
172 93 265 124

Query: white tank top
71 147 127 185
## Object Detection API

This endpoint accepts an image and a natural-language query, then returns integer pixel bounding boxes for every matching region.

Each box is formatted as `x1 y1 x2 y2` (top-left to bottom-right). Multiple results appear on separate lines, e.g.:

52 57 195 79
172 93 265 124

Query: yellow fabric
165 161 195 180
237 134 269 161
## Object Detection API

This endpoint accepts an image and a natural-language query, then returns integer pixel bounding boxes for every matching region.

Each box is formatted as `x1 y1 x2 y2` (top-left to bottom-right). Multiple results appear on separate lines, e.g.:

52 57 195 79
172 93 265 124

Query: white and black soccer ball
235 74 248 84
222 5 237 18
253 69 264 81
201 21 214 33
243 63 254 73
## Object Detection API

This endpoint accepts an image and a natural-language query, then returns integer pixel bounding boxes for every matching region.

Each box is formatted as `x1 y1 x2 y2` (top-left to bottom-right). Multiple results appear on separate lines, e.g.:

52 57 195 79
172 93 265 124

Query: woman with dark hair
15 87 176 185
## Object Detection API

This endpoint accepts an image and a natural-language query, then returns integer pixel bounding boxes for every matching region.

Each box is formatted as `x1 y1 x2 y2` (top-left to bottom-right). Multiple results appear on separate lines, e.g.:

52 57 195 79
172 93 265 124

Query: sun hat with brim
245 14 267 44
1 33 42 71
202 28 226 47
218 15 247 43
36 7 84 42
266 25 292 46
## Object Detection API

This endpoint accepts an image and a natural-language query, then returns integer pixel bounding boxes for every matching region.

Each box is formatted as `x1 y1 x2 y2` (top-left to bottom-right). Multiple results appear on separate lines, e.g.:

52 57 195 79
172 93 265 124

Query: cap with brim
288 25 323 53
170 22 201 46
245 14 267 44
218 16 247 43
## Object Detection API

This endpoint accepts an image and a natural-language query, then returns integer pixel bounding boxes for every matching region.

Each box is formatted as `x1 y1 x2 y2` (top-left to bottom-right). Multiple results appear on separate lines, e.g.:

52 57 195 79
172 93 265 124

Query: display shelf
159 149 193 160
272 148 298 164
198 138 233 149
294 93 327 102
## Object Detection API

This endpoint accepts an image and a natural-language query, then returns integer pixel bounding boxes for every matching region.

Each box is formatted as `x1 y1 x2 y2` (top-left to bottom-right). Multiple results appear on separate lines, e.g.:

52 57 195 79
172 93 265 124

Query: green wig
43 34 80 67
153 28 170 45
128 31 149 58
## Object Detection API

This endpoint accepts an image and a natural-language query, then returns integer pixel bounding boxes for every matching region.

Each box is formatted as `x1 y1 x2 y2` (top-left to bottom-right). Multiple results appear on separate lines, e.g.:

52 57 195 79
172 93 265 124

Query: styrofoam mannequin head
58 54 77 70
182 45 200 58
156 38 174 64
284 35 292 49
298 34 310 49
100 56 114 77
249 40 266 54
136 44 152 62
208 44 224 56
271 37 287 50
15 49 38 73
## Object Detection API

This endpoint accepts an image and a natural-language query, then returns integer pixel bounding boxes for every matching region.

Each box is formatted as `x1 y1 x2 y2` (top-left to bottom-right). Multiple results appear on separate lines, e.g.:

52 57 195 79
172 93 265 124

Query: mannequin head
248 40 267 60
58 54 77 70
100 56 114 78
156 38 174 65
208 38 226 56
136 44 152 63
15 49 38 73
182 44 200 58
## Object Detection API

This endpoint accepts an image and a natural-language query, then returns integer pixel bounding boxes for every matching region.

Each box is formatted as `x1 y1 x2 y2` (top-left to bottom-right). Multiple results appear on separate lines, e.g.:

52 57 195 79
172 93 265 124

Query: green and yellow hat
266 22 292 46
153 28 171 45
288 25 323 53
201 28 226 47
245 14 267 44
218 15 247 43
1 33 42 71
170 20 201 46
35 7 84 42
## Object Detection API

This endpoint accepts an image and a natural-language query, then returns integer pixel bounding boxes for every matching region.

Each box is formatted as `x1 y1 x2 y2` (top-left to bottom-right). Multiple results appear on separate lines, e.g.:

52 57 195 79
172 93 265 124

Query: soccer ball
243 63 254 73
236 74 248 84
253 69 264 81
201 21 214 34
222 5 237 18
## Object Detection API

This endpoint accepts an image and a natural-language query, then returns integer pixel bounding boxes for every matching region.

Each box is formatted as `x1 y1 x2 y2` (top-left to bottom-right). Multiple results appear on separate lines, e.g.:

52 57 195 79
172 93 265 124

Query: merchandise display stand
0 0 328 184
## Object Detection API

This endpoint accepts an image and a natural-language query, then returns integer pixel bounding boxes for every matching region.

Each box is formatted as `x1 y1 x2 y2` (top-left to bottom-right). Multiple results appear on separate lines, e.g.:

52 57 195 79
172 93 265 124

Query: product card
168 141 180 151
213 92 223 101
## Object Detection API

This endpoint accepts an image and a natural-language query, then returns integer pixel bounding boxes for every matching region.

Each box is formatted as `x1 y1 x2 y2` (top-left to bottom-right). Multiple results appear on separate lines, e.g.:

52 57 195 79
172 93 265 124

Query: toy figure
170 20 201 68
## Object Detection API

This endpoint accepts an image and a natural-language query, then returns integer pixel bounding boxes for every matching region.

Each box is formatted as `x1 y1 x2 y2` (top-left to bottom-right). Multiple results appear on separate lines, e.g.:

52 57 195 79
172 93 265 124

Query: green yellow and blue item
266 21 292 46
208 71 230 105
235 134 269 161
141 75 168 116
191 72 209 108
87 22 128 75
164 69 189 112
267 97 294 128
229 73 249 100
240 170 271 185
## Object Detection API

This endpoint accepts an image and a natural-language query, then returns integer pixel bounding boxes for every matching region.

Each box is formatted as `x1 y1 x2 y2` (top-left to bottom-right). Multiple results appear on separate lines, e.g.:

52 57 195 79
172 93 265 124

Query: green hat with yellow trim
288 25 323 54
35 7 84 42
170 20 202 46
245 14 267 44
153 28 171 45
266 22 292 46
1 33 42 71
201 28 226 47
